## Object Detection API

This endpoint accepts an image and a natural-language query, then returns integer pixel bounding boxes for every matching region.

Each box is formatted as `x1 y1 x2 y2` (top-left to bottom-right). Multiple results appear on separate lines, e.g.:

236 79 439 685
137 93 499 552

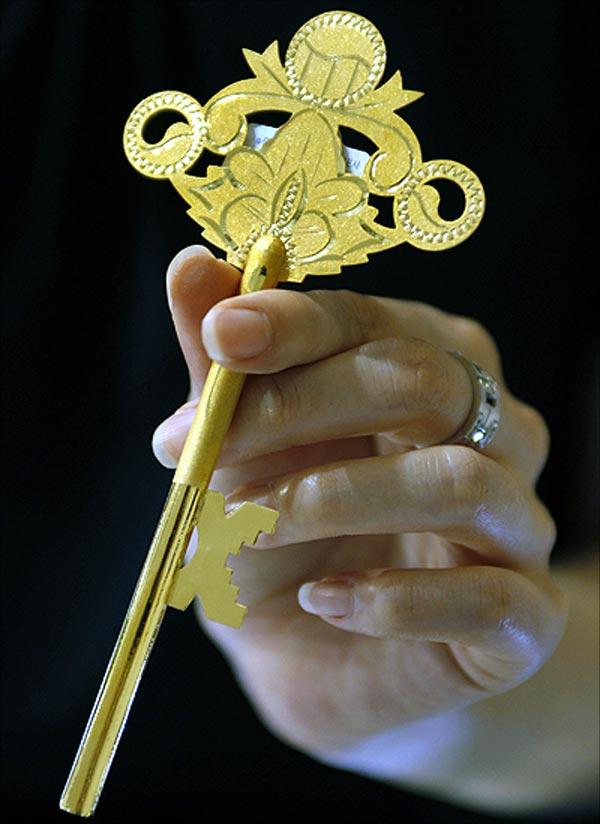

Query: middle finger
167 284 535 475
155 334 512 468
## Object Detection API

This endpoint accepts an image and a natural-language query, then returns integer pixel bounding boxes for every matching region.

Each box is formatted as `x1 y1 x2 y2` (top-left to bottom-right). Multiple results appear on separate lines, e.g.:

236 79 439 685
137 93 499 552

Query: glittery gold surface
124 10 485 277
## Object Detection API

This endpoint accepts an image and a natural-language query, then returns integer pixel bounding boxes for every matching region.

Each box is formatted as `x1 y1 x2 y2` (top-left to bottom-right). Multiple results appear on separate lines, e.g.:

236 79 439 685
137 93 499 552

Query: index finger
172 278 545 478
201 288 503 378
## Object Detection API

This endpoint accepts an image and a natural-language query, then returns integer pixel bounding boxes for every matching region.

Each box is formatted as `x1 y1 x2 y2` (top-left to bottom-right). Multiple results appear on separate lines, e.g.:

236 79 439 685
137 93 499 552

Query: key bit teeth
205 601 248 629
167 490 279 625
202 585 248 629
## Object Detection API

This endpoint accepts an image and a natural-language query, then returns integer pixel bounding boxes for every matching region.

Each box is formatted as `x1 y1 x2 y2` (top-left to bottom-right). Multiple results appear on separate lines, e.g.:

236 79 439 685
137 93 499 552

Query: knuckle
453 314 487 340
453 315 491 349
464 568 551 683
305 288 387 350
452 315 502 372
294 467 349 528
514 400 551 469
411 343 455 412
374 589 404 630
473 568 518 630
254 372 303 429
336 289 381 340
536 501 558 556
361 336 408 410
366 336 453 414
362 571 407 630
437 446 491 516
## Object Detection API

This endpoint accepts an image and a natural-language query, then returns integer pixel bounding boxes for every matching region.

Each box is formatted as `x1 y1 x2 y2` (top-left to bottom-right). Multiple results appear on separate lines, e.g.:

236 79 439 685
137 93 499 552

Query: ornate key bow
61 10 485 816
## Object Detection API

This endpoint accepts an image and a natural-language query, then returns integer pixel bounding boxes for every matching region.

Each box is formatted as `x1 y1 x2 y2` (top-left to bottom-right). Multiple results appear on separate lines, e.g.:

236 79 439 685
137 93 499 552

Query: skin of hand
152 245 567 758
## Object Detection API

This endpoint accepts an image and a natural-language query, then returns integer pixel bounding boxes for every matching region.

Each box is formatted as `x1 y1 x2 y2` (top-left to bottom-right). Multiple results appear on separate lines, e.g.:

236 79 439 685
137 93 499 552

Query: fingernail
203 307 272 361
166 245 213 311
298 579 354 618
151 407 195 468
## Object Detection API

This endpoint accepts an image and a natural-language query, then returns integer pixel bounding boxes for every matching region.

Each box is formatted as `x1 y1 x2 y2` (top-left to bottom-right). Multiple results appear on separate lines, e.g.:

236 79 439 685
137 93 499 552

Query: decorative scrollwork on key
123 10 485 282
123 91 207 178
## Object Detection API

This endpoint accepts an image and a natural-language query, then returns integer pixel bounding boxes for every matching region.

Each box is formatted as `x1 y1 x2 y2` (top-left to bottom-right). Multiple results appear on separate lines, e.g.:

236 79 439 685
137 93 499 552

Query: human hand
153 245 566 756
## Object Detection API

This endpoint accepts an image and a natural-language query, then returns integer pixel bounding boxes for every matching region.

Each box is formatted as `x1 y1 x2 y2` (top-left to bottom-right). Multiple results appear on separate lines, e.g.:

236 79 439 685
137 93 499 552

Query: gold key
59 237 284 818
61 9 485 816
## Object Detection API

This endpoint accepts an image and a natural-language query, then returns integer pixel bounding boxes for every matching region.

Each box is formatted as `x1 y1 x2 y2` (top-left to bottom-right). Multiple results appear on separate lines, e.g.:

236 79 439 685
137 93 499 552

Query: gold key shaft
60 236 285 817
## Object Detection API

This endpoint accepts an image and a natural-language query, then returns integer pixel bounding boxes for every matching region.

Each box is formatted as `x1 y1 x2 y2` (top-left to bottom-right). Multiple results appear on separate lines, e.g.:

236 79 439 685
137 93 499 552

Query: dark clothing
2 2 596 821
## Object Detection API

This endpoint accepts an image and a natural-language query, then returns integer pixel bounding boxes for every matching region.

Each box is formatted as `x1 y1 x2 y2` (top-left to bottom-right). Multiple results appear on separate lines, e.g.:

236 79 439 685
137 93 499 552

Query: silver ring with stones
444 350 501 449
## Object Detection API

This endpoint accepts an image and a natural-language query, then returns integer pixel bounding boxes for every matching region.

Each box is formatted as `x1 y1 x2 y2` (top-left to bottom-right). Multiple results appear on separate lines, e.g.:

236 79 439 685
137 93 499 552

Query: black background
1 1 596 822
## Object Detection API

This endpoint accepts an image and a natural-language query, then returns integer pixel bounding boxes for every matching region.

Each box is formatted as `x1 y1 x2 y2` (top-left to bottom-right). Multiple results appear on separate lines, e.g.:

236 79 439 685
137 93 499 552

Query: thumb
166 245 240 398
152 246 240 468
